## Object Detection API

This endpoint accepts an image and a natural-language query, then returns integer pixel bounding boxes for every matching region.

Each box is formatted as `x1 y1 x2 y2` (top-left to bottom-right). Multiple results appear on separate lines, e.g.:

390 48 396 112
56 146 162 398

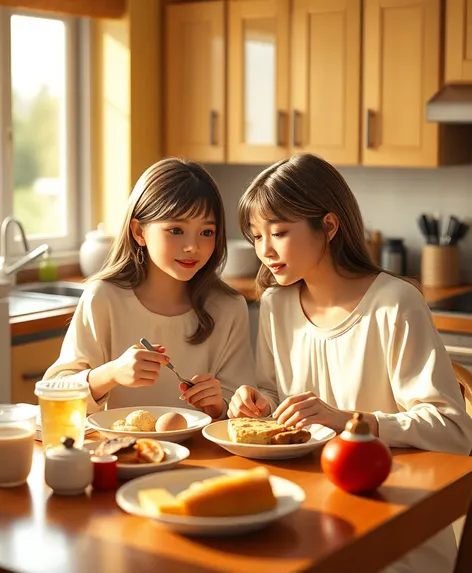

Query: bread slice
228 418 287 444
138 467 277 518
270 428 311 444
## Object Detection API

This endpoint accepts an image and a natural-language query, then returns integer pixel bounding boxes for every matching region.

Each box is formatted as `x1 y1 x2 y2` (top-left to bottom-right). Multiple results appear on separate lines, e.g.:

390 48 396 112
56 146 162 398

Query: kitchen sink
9 281 85 317
15 281 86 299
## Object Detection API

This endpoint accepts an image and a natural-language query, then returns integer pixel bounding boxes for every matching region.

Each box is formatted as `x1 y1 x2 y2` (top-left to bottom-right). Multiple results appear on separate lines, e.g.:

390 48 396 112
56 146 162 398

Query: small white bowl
86 406 211 443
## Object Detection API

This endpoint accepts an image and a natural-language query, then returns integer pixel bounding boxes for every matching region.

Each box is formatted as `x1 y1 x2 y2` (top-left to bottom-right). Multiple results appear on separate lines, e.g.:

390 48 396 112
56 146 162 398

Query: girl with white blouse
228 153 472 573
45 158 254 419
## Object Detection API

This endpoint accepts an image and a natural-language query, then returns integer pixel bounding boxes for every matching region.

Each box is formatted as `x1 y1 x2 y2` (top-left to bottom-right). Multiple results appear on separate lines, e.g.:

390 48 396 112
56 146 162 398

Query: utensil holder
421 245 460 288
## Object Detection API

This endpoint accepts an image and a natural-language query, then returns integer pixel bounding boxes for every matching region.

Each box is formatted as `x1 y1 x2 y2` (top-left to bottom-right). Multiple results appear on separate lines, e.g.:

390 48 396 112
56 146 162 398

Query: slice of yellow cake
179 467 277 517
137 467 277 517
228 418 287 444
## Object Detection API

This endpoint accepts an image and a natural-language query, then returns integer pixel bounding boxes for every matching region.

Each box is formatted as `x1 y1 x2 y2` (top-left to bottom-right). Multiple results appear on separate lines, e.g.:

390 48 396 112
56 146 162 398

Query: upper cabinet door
228 0 290 164
363 0 440 167
291 0 361 165
165 2 225 162
446 0 472 81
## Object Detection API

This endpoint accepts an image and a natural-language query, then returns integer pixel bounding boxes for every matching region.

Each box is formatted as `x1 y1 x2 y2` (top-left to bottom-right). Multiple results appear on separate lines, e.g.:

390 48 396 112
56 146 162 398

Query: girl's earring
137 245 145 265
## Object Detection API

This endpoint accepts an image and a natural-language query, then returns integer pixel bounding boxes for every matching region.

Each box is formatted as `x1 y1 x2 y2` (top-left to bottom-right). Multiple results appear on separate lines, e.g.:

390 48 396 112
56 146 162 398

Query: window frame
0 7 90 257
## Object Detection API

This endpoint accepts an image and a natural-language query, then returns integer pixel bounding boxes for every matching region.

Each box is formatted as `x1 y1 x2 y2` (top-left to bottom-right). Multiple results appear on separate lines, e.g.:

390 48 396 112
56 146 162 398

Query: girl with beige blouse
228 153 472 573
45 158 254 419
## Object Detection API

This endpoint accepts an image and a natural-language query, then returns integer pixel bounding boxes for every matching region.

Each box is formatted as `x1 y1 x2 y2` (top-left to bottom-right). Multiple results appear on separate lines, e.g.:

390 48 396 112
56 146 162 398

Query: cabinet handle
22 371 46 382
292 110 302 147
209 110 217 146
366 109 374 149
276 110 285 147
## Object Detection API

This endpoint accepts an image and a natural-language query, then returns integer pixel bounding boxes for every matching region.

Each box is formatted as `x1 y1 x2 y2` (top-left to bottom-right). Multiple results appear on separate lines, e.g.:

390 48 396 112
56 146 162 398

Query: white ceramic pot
79 223 114 277
223 240 260 278
45 437 93 495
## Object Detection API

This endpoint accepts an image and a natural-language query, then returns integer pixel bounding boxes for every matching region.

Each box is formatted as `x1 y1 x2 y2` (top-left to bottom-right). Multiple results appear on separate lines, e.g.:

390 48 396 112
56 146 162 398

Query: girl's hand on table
179 375 224 419
110 343 168 388
273 391 349 432
227 385 271 419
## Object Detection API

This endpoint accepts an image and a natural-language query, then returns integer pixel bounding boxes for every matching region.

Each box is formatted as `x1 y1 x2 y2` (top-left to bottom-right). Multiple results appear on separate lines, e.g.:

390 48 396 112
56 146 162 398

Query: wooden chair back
452 362 472 417
451 362 472 572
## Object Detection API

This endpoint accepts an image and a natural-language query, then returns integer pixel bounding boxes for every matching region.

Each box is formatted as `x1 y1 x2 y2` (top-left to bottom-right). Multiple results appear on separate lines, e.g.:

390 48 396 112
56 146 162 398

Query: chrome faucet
0 217 49 282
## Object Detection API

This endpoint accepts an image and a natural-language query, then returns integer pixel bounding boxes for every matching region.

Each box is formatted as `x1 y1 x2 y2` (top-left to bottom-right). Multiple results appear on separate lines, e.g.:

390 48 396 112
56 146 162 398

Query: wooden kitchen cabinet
11 336 63 404
363 0 442 167
166 0 470 167
228 0 360 165
291 0 361 165
445 0 472 81
227 0 290 163
165 1 225 162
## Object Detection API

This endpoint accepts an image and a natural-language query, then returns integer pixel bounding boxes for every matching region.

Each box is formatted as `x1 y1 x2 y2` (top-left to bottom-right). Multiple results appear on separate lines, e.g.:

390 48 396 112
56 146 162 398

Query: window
0 8 87 254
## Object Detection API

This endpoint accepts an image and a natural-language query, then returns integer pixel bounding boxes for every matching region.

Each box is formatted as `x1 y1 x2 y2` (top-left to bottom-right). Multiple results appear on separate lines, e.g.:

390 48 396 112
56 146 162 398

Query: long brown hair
92 157 236 344
239 153 412 295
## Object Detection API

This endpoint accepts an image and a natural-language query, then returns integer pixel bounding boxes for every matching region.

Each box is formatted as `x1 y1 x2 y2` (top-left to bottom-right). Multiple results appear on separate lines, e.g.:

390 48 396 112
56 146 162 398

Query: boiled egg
155 412 188 432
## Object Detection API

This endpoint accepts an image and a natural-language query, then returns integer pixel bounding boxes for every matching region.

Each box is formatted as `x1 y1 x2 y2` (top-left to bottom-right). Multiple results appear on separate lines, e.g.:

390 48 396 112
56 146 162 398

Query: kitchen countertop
10 276 472 338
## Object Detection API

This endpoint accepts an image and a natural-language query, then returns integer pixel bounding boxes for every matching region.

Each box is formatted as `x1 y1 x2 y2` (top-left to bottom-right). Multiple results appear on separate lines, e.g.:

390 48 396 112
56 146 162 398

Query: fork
139 338 195 387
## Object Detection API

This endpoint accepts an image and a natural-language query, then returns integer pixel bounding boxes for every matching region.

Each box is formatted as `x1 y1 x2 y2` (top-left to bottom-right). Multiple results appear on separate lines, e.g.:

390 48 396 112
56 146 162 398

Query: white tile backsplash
206 163 472 282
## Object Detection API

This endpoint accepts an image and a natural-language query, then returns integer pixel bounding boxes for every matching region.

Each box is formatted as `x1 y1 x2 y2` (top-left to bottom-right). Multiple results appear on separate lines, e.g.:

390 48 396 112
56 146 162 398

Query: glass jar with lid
381 238 407 275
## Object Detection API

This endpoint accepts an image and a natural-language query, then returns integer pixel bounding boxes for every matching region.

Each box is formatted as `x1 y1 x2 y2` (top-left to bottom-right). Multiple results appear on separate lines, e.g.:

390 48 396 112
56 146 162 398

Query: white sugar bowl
45 437 93 495
79 223 114 277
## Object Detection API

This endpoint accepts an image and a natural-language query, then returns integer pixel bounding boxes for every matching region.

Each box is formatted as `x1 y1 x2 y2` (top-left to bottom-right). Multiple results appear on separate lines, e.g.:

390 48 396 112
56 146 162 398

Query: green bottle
39 252 58 282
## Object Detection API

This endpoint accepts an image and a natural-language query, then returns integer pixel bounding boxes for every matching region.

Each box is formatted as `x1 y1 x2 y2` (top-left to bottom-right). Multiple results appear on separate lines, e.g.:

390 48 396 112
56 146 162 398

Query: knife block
421 245 460 288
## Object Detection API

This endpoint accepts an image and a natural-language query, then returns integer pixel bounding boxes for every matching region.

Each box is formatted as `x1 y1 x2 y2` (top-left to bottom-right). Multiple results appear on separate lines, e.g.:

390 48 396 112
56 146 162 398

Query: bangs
139 177 219 223
239 181 300 243
163 183 216 220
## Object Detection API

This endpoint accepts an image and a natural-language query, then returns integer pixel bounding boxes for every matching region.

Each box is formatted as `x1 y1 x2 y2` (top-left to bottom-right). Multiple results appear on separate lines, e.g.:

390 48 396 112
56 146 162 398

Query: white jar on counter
223 240 260 278
79 223 114 277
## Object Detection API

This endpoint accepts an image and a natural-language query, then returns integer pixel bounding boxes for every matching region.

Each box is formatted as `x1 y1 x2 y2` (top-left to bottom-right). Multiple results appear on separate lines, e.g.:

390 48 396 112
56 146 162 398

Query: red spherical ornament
321 413 392 493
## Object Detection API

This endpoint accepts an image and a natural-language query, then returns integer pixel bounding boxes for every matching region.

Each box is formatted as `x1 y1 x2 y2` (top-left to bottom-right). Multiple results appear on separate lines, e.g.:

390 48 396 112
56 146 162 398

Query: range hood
426 84 472 123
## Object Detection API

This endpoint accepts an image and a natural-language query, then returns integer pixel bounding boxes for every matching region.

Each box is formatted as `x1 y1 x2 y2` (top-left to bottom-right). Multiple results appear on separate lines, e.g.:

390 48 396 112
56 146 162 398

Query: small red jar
321 412 392 493
91 454 118 490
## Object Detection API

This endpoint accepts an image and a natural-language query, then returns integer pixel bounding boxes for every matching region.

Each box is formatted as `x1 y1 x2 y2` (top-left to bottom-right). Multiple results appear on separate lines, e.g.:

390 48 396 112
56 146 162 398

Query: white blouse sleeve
374 306 472 455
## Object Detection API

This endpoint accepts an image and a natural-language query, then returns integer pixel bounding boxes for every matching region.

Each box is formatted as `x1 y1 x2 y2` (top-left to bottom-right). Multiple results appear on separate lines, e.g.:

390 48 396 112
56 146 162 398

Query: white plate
86 406 211 443
116 467 305 536
202 420 336 460
84 440 190 480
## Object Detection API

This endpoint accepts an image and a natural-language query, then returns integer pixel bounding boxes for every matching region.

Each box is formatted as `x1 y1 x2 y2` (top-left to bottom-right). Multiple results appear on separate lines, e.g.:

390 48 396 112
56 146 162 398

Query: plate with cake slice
202 418 336 459
116 466 305 536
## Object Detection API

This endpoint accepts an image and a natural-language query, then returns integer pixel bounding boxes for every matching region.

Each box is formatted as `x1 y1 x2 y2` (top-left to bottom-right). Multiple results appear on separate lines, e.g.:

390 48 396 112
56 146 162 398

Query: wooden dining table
1 432 472 573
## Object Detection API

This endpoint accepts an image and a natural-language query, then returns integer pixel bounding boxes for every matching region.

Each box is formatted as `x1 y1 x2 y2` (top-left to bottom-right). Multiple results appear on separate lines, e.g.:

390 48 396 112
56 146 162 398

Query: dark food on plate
94 437 166 464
